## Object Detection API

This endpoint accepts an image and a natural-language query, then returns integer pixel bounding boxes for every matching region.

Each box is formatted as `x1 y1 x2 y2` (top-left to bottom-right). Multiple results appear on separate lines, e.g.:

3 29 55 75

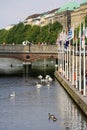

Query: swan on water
36 82 42 89
9 91 16 98
38 75 43 79
45 75 53 82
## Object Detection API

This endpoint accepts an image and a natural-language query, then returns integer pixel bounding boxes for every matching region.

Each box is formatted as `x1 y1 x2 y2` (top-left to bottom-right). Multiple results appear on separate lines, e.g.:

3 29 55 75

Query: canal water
0 58 87 130
0 76 87 130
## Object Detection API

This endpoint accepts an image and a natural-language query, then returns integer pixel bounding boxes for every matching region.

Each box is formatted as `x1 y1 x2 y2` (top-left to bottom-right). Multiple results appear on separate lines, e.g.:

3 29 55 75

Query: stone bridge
0 45 58 62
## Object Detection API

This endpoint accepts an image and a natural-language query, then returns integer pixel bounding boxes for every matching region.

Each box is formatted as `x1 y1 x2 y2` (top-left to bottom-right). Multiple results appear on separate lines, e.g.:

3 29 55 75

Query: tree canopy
0 21 63 45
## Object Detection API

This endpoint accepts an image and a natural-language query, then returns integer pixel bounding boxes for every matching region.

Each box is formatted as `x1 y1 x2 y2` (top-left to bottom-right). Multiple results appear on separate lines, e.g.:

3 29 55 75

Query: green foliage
0 29 9 44
0 21 63 44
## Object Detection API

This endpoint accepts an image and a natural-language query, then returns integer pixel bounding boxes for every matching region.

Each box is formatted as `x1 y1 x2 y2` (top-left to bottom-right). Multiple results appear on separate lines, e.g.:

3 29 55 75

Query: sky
0 0 83 29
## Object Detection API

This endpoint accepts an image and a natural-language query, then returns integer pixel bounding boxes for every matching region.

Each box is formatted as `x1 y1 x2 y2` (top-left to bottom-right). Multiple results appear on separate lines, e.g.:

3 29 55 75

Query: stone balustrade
0 44 58 53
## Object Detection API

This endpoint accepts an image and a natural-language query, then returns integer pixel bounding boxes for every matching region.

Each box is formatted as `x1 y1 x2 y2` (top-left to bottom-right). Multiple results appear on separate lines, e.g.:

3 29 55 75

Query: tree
0 21 63 44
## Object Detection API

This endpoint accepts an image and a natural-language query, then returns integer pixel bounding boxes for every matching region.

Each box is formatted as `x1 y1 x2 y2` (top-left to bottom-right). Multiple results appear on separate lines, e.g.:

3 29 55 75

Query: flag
64 41 69 49
66 28 74 41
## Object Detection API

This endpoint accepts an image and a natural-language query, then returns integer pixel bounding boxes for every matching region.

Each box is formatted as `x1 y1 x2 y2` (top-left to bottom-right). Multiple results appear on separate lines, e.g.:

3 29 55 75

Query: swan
41 78 45 83
36 82 42 89
38 75 43 79
45 75 53 82
48 77 53 82
45 75 50 79
47 82 50 87
9 91 16 98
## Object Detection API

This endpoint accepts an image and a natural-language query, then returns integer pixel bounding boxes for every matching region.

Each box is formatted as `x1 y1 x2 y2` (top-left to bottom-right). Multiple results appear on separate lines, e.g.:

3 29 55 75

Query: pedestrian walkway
55 71 87 116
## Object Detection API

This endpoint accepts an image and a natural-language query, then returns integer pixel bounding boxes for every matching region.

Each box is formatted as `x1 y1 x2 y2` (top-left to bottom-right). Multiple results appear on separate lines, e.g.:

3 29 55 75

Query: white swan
45 75 53 82
41 78 45 83
45 75 50 79
36 82 42 89
48 77 53 82
38 75 43 79
9 91 16 98
47 82 50 87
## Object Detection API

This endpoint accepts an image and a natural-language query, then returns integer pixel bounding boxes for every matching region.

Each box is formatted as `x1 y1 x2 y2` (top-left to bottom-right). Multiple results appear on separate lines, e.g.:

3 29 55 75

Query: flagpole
62 41 64 76
76 25 78 89
79 23 82 92
71 28 74 86
66 46 68 80
76 35 78 89
65 48 67 78
83 39 86 96
70 26 75 86
83 20 86 96
69 41 71 82
58 42 59 72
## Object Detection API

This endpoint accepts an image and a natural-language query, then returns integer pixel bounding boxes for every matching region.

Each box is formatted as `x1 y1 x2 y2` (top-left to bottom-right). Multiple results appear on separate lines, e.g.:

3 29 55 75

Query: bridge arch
0 53 58 63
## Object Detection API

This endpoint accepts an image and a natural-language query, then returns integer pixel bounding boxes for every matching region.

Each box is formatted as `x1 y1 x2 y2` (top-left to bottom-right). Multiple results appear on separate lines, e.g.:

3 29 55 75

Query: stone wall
54 71 87 116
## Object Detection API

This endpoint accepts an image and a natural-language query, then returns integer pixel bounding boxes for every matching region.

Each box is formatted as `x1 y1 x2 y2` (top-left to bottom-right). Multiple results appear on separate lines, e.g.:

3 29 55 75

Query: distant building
55 1 80 30
23 1 87 30
40 8 59 27
23 8 59 27
23 14 41 26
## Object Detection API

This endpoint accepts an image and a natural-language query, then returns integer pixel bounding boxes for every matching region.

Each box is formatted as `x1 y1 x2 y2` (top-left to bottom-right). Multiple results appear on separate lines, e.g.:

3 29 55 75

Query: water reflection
56 82 87 130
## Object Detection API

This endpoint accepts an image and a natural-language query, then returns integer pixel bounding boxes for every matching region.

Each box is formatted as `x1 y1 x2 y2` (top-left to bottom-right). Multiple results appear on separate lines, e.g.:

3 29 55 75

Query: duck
48 113 57 122
36 82 42 89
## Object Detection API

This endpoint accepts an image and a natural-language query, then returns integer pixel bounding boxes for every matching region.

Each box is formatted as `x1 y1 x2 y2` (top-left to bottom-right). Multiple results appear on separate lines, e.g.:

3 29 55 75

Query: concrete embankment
54 71 87 116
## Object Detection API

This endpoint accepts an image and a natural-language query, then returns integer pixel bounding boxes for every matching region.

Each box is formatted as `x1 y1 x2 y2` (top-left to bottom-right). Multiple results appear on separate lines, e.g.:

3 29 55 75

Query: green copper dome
56 1 80 13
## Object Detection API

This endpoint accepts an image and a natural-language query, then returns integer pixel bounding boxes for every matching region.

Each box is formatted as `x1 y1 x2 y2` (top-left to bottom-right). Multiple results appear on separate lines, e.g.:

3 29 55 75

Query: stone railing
0 44 58 53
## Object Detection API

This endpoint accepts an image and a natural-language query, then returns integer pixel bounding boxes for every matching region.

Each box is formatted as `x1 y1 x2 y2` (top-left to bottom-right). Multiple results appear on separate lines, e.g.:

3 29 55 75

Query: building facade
23 1 87 30
71 1 87 28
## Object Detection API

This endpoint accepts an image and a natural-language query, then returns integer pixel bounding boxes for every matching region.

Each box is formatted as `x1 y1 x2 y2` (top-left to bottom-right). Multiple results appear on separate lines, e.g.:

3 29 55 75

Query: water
0 76 87 130
0 58 87 130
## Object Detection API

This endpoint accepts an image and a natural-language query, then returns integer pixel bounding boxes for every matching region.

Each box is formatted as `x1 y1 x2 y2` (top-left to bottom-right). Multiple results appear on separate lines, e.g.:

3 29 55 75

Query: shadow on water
0 66 55 78
30 68 55 78
0 58 56 78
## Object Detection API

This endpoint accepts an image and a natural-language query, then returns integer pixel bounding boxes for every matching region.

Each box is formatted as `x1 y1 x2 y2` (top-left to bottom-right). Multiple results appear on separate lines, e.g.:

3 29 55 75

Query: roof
25 8 60 20
56 1 80 13
25 14 40 20
40 8 59 17
47 8 59 14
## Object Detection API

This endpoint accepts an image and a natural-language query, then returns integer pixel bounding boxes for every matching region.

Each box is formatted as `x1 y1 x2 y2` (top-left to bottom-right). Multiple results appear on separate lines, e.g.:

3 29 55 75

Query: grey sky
0 0 83 29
